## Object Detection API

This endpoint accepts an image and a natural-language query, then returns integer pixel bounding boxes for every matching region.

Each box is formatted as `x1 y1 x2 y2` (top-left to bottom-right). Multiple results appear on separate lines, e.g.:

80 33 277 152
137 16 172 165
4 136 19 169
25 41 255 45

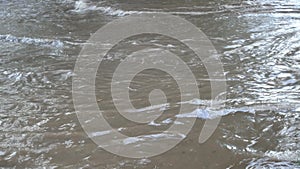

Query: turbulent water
0 0 300 168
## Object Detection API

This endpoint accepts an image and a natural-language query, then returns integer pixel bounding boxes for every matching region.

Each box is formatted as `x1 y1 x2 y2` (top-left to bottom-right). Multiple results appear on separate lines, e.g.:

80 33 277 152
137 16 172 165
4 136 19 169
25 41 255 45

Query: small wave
0 34 64 48
71 0 224 16
73 0 99 12
73 7 221 17
90 130 111 137
97 7 138 16
72 0 136 16
71 0 289 17
265 150 300 163
176 103 298 119
122 133 186 145
176 107 255 119
126 103 169 113
246 157 300 169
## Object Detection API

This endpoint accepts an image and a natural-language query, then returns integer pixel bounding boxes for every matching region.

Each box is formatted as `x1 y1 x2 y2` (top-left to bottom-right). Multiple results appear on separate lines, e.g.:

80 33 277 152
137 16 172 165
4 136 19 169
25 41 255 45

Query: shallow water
0 0 299 168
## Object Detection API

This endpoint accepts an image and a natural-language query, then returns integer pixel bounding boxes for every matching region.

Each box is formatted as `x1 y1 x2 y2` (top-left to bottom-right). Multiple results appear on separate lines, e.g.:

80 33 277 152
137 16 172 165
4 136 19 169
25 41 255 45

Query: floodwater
0 0 300 168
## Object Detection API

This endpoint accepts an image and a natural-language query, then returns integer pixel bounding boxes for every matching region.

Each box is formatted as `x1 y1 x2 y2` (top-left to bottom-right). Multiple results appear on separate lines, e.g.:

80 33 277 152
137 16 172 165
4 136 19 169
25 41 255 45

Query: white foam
0 34 64 48
73 0 98 12
91 130 111 137
162 118 173 124
97 6 137 16
74 0 89 10
72 0 137 16
175 102 300 120
246 158 298 169
179 98 211 106
123 137 144 145
71 1 221 16
265 150 300 162
176 107 255 119
91 8 215 17
121 132 186 145
126 103 169 113
148 121 161 126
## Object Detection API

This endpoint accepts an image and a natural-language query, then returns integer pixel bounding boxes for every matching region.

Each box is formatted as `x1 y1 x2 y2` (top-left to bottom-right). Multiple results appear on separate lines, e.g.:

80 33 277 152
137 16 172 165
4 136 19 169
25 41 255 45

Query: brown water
0 0 300 168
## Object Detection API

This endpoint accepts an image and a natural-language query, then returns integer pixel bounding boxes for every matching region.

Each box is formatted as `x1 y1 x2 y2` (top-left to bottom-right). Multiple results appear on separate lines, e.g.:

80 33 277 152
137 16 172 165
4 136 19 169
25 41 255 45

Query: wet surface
0 0 299 168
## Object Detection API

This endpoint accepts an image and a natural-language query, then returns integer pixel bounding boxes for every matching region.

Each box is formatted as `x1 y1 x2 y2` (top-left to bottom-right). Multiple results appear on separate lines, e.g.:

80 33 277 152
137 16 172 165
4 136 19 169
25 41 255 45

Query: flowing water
0 0 300 168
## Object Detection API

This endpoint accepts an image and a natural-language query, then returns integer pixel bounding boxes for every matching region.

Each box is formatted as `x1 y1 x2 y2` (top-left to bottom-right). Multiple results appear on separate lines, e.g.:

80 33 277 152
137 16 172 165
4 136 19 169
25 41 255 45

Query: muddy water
0 0 300 168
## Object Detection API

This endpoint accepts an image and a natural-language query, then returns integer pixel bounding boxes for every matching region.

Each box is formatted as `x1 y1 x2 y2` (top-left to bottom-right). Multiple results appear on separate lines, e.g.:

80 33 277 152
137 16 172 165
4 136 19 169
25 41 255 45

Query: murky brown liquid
0 0 299 168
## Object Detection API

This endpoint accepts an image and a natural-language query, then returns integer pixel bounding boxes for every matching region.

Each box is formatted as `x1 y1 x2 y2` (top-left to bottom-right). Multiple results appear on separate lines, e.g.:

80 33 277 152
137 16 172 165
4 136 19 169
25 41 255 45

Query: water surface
0 0 299 168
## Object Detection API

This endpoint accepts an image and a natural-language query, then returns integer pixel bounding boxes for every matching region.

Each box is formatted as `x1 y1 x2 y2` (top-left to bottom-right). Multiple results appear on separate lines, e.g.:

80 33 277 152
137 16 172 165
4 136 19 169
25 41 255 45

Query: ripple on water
0 0 300 168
